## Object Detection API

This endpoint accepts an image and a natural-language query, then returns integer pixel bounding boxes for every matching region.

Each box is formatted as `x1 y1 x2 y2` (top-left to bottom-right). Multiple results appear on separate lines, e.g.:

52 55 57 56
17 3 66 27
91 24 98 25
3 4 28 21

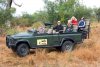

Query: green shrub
32 21 44 29
5 28 19 35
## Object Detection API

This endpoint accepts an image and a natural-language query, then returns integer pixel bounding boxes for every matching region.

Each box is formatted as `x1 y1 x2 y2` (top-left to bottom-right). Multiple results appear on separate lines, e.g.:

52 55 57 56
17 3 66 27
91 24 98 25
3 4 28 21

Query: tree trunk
7 0 12 9
7 0 22 9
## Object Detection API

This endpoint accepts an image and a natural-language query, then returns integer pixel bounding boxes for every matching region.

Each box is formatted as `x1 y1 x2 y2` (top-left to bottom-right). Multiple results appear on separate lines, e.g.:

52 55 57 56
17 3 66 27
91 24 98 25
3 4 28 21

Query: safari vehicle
6 22 90 57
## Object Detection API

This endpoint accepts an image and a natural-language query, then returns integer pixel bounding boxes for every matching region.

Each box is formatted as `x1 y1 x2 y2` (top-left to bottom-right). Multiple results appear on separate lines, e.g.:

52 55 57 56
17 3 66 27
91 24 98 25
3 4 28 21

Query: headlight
6 36 16 45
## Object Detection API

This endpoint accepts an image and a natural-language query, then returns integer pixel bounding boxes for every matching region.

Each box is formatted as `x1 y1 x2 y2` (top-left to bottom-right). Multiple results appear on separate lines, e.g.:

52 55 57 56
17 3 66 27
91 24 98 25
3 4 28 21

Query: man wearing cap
78 17 86 31
53 21 63 33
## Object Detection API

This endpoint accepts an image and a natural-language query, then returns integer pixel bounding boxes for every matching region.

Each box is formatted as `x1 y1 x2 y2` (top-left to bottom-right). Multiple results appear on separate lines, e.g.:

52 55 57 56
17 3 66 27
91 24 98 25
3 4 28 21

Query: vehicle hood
12 32 33 37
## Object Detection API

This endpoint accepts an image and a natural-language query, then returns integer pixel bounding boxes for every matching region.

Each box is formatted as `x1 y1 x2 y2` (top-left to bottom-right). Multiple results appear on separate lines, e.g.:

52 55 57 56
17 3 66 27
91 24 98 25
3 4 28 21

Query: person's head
67 20 71 27
57 21 61 25
81 17 84 20
71 16 77 20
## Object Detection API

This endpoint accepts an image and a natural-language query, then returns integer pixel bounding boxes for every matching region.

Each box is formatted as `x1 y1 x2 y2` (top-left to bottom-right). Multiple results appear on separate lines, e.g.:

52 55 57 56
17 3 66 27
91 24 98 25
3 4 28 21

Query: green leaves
95 8 100 22
43 0 92 23
0 9 12 26
74 6 92 19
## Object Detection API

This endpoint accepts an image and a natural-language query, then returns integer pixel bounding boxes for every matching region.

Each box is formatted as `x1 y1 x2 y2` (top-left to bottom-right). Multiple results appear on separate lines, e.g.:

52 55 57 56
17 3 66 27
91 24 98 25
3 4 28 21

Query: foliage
56 0 79 22
95 8 100 22
32 11 48 22
44 0 58 23
0 0 16 27
5 28 19 35
43 0 92 23
11 17 30 27
11 11 48 27
32 21 44 29
74 6 92 20
0 0 6 9
0 0 98 35
0 9 12 26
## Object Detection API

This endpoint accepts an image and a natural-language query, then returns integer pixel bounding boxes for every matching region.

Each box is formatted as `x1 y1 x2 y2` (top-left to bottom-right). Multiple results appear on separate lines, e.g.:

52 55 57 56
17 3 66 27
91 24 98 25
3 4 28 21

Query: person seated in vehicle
47 27 53 34
78 17 86 32
37 25 46 34
71 16 78 32
64 19 73 33
53 21 63 34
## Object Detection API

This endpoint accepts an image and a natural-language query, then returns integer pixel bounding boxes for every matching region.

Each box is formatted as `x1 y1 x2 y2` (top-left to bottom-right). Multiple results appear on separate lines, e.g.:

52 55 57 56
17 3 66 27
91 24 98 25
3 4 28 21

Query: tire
61 41 74 52
16 43 29 57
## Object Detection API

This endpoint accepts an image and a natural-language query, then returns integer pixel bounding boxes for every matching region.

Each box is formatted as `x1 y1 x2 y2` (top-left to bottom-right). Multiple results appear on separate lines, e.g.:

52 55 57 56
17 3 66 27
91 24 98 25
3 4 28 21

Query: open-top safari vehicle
6 20 90 57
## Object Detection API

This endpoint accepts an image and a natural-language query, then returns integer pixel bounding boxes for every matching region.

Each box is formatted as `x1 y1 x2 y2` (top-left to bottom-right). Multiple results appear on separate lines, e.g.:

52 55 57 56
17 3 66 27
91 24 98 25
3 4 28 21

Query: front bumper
6 35 16 48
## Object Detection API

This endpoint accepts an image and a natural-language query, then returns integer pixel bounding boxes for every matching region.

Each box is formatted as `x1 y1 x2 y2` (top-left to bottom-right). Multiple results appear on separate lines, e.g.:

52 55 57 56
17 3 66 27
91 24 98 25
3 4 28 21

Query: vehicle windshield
27 29 37 33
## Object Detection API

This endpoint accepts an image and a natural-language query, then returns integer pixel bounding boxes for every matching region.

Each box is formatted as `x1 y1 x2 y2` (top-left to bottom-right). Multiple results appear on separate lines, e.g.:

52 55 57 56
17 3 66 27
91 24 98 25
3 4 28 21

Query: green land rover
6 23 90 57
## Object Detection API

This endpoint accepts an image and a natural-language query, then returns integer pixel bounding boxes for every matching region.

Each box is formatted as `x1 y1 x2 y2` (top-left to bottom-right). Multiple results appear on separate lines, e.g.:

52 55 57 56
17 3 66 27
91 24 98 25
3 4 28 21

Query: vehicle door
32 33 54 47
51 33 60 46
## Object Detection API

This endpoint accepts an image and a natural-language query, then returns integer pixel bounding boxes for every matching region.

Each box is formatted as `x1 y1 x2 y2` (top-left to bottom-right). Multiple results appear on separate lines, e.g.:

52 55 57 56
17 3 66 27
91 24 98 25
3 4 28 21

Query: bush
5 28 19 35
32 21 44 29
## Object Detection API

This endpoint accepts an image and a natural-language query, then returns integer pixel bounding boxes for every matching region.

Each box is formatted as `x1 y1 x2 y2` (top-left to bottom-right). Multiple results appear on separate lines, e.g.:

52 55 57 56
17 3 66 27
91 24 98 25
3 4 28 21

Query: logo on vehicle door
37 39 47 45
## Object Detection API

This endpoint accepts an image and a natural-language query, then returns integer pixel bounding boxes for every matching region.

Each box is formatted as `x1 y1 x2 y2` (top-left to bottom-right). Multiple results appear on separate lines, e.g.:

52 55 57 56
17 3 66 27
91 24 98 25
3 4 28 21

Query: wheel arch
60 38 75 46
15 40 30 49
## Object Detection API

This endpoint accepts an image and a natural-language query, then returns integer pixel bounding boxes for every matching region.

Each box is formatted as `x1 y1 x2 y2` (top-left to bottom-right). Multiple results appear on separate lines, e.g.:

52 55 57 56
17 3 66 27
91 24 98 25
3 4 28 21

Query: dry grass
0 22 100 67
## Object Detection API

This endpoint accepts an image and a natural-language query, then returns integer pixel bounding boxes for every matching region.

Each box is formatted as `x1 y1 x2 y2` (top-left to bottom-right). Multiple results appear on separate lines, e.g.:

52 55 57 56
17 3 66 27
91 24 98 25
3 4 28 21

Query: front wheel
61 41 74 52
16 43 30 57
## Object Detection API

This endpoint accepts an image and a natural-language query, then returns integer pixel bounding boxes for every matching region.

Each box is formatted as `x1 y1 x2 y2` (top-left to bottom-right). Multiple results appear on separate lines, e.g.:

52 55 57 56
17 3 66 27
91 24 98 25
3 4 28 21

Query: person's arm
53 26 57 30
58 25 64 33
83 21 86 27
78 21 81 27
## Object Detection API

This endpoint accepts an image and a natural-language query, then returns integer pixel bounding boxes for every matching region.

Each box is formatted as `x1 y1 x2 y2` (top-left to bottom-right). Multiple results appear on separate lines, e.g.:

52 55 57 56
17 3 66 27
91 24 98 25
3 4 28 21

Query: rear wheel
16 43 29 57
61 41 74 52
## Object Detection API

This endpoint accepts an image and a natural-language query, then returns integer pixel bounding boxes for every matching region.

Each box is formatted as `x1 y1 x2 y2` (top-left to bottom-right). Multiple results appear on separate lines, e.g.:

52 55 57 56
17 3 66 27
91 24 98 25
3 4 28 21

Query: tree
44 0 58 23
0 0 16 27
44 0 93 23
57 0 78 22
7 0 22 9
95 8 100 22
32 11 48 22
74 6 92 20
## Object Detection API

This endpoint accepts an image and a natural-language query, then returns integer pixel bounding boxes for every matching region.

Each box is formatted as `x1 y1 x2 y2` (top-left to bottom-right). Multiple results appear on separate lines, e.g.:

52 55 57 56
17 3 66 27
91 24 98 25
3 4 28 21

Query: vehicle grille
6 35 15 48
